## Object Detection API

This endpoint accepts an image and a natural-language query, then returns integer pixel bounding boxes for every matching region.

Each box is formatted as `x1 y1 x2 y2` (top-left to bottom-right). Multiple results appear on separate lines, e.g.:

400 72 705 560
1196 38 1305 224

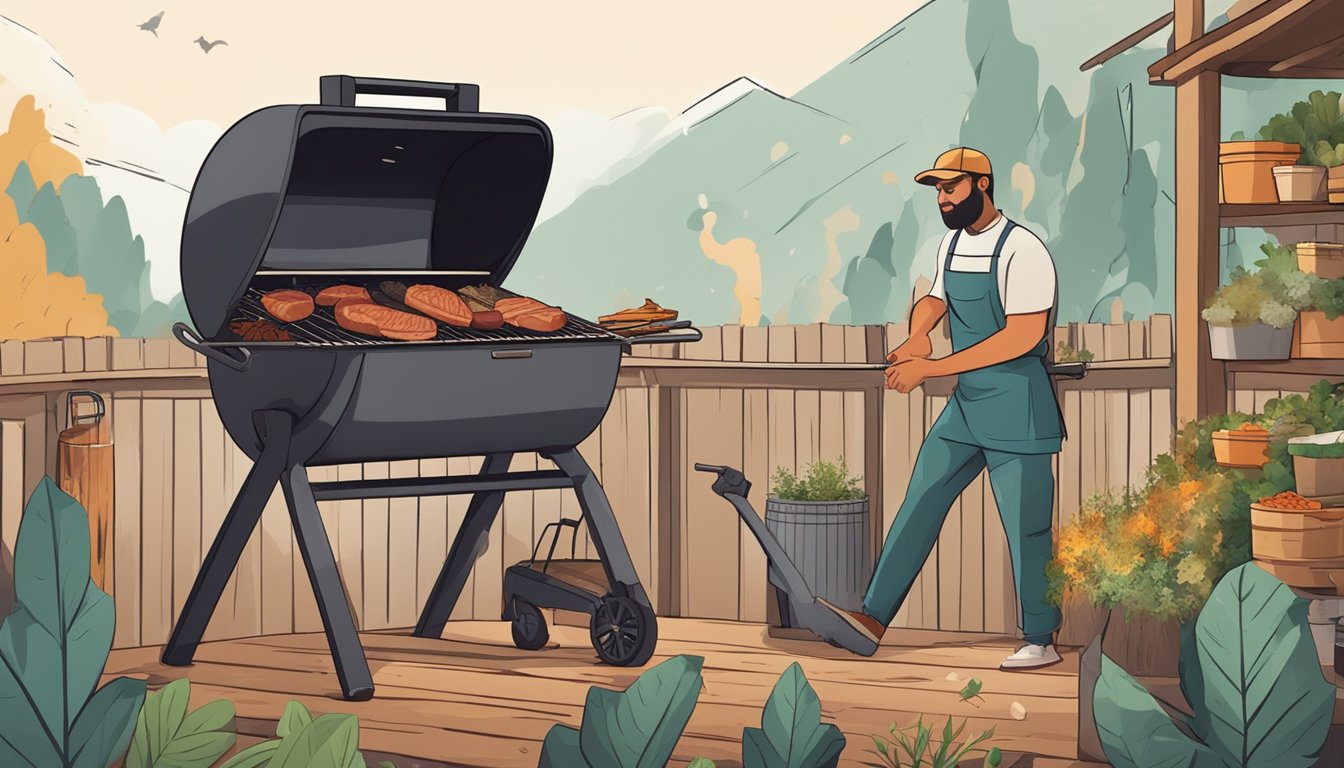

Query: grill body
164 76 673 701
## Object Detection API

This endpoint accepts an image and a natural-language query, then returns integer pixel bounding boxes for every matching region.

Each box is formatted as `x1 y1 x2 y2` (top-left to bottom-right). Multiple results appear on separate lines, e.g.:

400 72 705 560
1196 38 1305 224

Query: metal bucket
765 497 870 626
1208 323 1293 360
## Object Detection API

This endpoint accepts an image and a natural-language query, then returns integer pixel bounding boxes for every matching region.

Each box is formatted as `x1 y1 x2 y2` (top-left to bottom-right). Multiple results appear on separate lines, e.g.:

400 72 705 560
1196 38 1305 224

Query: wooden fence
3 315 1318 652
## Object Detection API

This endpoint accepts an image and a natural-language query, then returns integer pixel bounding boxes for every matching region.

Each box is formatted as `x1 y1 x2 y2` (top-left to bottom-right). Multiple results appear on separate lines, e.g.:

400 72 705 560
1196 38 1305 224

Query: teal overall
863 219 1064 645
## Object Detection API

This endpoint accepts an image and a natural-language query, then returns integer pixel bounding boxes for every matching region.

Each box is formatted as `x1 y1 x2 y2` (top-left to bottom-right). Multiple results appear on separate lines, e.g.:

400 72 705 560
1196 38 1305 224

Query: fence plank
1152 388 1174 461
1129 390 1152 490
111 395 142 648
683 387 742 619
608 390 655 612
1129 320 1147 359
765 387 796 628
884 385 913 628
361 461 390 629
171 400 202 634
230 440 263 639
741 388 769 623
2 420 25 605
0 340 23 376
259 479 293 637
1107 391 1129 494
198 405 230 643
1150 315 1173 358
416 457 449 620
139 399 174 645
23 339 63 375
446 456 475 622
920 394 942 629
1080 391 1100 501
742 326 769 363
388 459 421 628
1104 324 1129 362
336 462 365 628
472 451 506 620
960 470 985 633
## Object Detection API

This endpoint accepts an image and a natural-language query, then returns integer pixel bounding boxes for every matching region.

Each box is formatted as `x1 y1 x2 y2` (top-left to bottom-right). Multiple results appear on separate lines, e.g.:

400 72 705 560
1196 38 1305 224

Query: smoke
697 210 763 325
819 205 861 322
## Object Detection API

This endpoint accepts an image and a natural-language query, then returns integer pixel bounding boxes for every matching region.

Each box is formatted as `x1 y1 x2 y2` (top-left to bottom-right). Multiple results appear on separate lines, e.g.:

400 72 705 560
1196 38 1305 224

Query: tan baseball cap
915 147 993 185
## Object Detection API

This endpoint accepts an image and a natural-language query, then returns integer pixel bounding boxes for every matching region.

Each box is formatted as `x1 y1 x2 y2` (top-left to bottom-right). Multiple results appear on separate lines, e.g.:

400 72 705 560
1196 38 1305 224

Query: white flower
1259 300 1298 329
1202 304 1238 326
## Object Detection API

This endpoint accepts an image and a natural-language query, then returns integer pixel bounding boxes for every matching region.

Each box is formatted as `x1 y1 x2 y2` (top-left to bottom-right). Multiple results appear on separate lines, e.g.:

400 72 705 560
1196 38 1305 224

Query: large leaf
1094 654 1220 768
277 700 314 738
0 477 120 766
217 740 281 768
538 725 586 768
68 676 147 768
271 713 361 768
749 663 845 768
127 679 236 768
578 654 704 768
1187 564 1335 768
742 728 782 768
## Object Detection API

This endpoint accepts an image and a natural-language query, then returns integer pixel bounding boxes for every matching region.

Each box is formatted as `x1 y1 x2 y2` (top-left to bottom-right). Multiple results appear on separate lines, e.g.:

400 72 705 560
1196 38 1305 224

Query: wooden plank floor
103 619 1098 768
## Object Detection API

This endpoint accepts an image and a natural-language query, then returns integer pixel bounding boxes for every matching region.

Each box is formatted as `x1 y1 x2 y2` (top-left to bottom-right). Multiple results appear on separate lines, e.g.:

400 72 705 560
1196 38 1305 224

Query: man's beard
940 190 985 230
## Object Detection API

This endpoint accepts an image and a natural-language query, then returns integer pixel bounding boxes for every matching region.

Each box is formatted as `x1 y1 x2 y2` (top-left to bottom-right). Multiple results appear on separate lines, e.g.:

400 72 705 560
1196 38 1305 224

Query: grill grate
226 287 620 347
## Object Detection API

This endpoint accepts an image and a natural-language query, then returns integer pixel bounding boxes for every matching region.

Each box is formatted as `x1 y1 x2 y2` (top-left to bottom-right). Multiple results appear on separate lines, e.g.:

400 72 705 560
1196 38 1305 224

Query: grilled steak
404 284 472 327
494 296 566 332
261 289 315 323
335 301 436 341
470 310 504 330
230 319 291 341
316 284 371 306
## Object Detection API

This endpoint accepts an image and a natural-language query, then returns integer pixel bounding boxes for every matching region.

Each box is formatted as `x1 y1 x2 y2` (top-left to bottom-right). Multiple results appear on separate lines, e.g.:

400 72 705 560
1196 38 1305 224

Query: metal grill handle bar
319 75 479 112
174 323 252 372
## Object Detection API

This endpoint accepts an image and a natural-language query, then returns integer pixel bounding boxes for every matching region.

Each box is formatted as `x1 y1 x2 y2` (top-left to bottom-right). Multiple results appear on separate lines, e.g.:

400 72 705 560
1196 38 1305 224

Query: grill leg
547 447 651 609
414 452 513 638
162 410 291 667
281 463 374 701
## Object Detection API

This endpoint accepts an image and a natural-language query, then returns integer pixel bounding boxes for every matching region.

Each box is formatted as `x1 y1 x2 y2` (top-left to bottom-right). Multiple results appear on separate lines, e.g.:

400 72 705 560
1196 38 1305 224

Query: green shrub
742 662 845 768
1055 341 1094 363
771 458 864 501
1256 90 1344 166
126 678 236 768
869 716 1000 768
1094 563 1334 768
0 476 146 768
219 701 365 768
539 655 704 768
1202 242 1318 329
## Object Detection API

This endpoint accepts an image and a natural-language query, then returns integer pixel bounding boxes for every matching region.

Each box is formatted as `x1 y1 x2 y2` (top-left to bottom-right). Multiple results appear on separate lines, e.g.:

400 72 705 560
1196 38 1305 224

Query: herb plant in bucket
771 458 864 501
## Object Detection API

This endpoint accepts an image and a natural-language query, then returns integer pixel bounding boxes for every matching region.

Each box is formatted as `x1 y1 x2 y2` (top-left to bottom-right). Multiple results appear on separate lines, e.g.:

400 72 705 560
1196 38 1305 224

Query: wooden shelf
1224 358 1344 376
1221 202 1344 228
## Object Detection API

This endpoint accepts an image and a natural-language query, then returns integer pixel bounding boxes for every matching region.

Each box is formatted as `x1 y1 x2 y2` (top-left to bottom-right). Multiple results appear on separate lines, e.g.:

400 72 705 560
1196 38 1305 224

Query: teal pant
863 409 1061 645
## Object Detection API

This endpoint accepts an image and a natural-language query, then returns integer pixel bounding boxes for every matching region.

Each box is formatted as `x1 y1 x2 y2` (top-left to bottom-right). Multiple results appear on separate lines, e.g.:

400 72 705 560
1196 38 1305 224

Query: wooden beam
1150 0 1315 84
1223 62 1344 78
1270 30 1344 71
1174 0 1204 48
1174 70 1225 427
1081 12 1174 71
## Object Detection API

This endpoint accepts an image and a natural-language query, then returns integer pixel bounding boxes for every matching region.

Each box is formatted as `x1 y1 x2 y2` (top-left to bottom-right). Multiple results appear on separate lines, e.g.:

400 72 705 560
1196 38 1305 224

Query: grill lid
181 76 553 339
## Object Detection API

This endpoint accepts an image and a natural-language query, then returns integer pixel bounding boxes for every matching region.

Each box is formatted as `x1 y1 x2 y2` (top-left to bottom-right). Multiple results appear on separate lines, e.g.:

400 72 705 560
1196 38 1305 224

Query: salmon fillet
494 296 566 331
335 301 436 341
404 284 472 327
260 290 314 323
315 285 371 306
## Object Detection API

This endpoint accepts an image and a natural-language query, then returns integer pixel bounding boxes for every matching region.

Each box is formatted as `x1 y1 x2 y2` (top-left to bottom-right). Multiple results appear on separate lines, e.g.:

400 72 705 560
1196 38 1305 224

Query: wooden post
1173 0 1224 426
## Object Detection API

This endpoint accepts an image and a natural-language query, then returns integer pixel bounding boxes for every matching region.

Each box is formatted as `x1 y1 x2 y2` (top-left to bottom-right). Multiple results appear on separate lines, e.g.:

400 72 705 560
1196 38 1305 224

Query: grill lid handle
319 75 480 112
173 323 253 373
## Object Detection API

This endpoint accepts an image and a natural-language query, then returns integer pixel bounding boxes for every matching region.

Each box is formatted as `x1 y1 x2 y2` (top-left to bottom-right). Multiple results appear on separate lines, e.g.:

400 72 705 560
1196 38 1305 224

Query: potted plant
1318 140 1344 203
1288 428 1344 498
1299 274 1344 357
1218 137 1300 204
1256 90 1344 203
766 458 869 628
1201 243 1315 360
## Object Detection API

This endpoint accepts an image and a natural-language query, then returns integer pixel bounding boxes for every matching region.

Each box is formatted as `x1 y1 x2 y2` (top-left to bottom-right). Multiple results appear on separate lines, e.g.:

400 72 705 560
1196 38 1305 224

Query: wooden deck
103 619 1105 768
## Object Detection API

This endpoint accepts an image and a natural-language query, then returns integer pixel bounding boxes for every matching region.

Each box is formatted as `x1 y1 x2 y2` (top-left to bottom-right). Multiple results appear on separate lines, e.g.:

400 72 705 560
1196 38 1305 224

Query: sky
5 1 930 129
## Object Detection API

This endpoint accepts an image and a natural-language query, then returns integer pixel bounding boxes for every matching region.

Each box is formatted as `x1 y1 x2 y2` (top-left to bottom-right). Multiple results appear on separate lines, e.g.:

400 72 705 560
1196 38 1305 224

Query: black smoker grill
164 75 699 700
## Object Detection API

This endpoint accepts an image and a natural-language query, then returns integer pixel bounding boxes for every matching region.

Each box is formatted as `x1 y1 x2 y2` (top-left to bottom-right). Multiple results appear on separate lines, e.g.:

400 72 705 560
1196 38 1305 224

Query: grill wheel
509 599 549 651
590 594 657 667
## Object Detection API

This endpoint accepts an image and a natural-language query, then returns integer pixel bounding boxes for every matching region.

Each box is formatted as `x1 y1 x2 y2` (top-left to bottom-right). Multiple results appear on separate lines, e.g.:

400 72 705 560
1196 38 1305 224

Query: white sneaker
999 643 1061 670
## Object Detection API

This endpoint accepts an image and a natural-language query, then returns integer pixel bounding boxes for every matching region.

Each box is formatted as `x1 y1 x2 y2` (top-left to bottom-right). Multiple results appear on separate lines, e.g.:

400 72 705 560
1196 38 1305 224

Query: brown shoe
817 598 886 644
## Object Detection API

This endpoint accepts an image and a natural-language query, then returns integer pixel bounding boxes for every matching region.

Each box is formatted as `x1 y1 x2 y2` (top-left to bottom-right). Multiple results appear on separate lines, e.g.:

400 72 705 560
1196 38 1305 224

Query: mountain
509 0 1343 326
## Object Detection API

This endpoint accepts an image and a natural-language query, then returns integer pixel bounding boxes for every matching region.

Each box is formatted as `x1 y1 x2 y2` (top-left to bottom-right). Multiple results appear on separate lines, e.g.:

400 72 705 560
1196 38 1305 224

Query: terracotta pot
1273 164 1328 202
1296 242 1344 279
1100 605 1182 677
1212 427 1271 468
1219 140 1303 204
1331 166 1344 204
1294 310 1344 359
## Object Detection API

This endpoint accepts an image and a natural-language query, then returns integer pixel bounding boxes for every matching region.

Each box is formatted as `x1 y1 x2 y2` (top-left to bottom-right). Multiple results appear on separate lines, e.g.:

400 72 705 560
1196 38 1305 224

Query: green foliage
1257 90 1344 165
126 678 236 768
2 164 190 337
218 701 365 768
1202 242 1318 329
770 458 864 501
0 476 146 768
1288 441 1344 458
1310 275 1344 320
1316 140 1344 168
688 759 717 768
742 663 845 768
868 716 998 768
539 655 704 768
1055 341 1094 363
1095 563 1334 768
957 678 983 704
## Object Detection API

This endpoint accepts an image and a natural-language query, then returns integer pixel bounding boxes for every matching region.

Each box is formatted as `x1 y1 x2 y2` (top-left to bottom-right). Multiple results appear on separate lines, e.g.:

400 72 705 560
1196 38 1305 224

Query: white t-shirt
927 214 1057 315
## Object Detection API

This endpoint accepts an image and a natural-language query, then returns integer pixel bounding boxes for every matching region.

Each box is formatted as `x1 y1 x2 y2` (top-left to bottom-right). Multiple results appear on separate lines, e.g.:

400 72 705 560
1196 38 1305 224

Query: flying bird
194 36 228 53
138 11 164 37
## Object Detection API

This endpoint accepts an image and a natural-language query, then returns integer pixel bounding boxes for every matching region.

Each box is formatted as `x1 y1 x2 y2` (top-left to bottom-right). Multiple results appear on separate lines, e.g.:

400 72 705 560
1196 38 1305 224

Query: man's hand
885 357 938 393
886 334 933 364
